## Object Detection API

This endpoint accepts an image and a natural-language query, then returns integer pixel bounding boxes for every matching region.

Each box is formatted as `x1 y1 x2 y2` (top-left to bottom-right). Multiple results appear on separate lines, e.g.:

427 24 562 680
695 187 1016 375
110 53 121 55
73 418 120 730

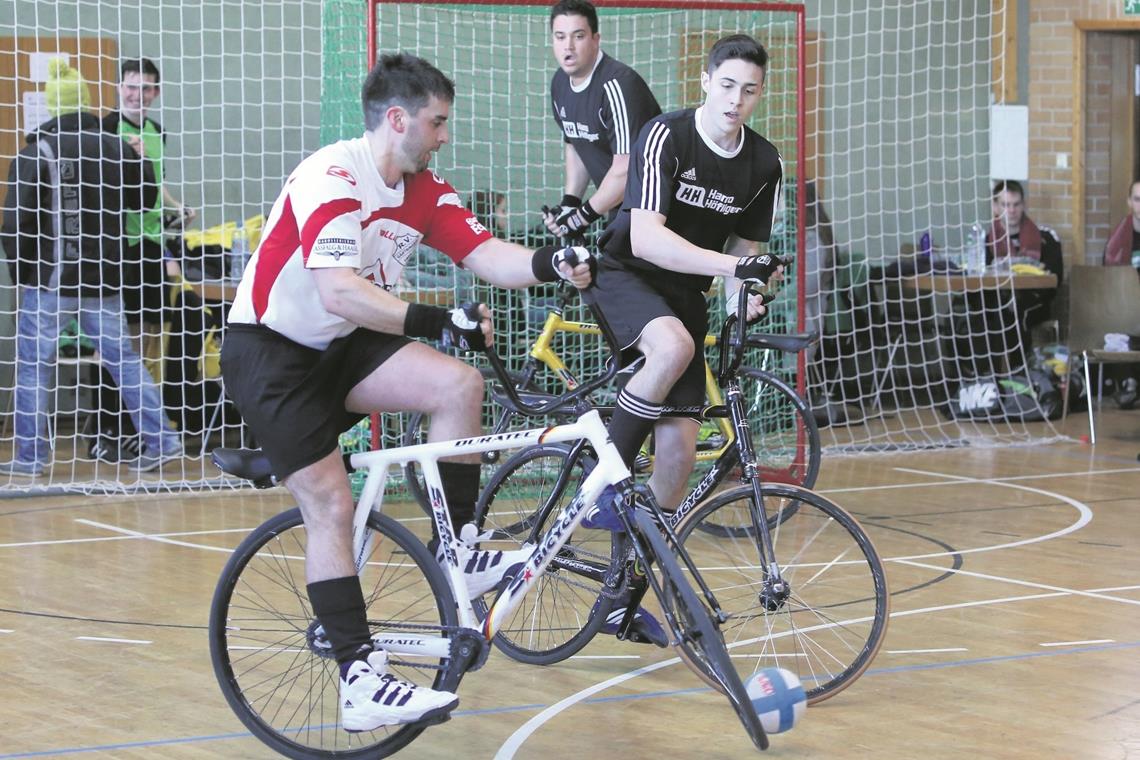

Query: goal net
0 0 1055 497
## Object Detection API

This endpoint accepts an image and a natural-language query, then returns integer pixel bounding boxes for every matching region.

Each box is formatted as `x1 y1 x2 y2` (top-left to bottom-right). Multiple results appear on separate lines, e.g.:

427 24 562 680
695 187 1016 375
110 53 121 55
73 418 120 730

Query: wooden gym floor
1 409 1137 759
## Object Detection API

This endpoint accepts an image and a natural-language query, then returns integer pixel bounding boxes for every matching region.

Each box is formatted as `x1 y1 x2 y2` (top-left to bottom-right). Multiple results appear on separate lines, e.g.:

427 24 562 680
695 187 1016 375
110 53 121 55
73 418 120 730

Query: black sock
307 576 371 665
438 460 480 536
608 387 662 469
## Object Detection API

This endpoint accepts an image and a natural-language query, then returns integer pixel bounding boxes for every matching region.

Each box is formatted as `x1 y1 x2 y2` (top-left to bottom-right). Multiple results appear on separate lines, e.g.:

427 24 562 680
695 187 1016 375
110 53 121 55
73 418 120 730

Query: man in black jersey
542 0 661 241
587 33 785 524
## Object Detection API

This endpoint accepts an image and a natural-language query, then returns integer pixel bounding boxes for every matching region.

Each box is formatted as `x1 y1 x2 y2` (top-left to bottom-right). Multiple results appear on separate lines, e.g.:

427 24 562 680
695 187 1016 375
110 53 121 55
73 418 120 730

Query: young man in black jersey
588 33 785 524
542 0 661 241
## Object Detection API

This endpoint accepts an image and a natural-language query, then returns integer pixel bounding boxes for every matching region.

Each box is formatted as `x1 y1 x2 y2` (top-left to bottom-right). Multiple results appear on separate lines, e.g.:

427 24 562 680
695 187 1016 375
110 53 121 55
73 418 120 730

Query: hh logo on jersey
676 182 707 207
326 165 357 185
676 183 744 215
562 121 599 142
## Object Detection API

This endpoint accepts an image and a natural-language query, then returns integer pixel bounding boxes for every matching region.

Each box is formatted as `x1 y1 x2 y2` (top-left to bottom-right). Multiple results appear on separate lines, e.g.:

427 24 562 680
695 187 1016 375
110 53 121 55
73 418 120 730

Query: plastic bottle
919 231 932 259
966 223 986 275
229 220 248 280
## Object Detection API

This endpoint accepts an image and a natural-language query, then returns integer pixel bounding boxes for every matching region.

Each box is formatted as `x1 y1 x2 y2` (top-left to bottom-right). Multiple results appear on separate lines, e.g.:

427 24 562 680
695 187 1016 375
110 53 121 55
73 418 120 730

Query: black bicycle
472 288 890 707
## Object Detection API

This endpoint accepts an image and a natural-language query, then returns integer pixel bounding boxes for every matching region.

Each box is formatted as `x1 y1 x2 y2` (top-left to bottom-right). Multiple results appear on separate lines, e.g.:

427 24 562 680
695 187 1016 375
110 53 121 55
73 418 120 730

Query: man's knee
641 321 695 370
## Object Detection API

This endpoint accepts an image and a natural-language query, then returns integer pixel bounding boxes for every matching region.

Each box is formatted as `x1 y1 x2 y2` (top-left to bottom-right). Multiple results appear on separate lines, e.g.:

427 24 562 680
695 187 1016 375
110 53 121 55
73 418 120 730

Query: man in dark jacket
0 58 183 476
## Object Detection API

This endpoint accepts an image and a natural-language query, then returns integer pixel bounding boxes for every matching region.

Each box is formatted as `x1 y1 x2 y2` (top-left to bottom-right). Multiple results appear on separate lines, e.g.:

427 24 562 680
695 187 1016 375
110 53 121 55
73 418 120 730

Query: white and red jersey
227 136 492 349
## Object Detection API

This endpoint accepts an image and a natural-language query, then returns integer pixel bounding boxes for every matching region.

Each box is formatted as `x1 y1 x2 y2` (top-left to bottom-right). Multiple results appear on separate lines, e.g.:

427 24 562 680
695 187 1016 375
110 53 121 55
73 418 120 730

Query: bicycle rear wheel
675 484 889 705
474 443 620 665
632 509 767 751
209 508 461 759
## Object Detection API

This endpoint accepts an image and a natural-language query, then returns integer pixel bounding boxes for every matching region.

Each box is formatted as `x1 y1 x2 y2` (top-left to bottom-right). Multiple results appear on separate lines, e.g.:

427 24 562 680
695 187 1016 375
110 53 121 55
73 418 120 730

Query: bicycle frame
350 408 631 655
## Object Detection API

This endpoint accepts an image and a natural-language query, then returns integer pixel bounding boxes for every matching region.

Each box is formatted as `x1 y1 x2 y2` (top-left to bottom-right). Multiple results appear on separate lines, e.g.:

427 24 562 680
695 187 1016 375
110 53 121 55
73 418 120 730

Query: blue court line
4 639 1138 759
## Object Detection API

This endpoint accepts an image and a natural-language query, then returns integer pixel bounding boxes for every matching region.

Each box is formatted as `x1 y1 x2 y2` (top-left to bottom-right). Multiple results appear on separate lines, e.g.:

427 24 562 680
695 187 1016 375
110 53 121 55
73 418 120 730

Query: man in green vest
103 57 196 325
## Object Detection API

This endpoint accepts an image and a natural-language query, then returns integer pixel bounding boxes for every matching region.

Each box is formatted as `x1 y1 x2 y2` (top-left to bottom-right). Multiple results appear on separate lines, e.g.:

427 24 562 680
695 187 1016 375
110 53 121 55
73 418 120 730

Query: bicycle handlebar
483 249 621 417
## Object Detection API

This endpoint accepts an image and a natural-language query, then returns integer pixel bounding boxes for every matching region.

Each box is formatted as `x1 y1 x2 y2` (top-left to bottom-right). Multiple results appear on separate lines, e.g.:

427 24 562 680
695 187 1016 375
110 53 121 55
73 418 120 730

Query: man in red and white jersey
221 53 593 733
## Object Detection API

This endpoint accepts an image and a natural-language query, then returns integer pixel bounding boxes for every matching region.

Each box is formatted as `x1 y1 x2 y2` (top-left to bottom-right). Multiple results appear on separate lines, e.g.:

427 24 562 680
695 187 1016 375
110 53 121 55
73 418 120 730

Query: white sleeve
288 159 365 270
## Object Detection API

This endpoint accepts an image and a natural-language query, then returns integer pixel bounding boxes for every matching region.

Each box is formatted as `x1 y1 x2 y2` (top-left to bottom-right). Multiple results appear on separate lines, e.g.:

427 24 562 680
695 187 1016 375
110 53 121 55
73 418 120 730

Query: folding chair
1061 265 1140 443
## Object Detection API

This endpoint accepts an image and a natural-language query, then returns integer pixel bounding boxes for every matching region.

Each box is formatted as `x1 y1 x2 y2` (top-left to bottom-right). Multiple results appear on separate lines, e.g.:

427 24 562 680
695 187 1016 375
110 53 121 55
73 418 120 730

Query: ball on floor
746 667 806 734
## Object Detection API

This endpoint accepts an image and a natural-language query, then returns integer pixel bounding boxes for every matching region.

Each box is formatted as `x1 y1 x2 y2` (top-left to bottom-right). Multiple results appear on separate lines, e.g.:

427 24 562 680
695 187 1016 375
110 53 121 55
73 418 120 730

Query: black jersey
550 52 661 188
600 107 784 293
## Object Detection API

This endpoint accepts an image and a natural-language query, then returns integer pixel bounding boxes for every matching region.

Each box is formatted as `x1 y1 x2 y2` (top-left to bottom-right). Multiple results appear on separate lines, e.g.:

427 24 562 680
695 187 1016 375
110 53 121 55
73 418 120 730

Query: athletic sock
608 387 663 469
438 460 480 536
307 576 372 665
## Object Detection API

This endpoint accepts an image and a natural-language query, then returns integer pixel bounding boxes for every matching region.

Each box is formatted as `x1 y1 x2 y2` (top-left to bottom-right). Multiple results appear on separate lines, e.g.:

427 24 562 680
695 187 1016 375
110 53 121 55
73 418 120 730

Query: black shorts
220 324 411 479
591 263 708 407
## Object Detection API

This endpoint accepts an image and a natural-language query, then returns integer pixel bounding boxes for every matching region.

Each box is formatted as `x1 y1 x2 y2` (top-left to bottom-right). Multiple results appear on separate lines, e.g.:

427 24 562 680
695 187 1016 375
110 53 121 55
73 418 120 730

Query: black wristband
579 199 601 222
531 244 560 283
559 193 582 209
404 302 450 339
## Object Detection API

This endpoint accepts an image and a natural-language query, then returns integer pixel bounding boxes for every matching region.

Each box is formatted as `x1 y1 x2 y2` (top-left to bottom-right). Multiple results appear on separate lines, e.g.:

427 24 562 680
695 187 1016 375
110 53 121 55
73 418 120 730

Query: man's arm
312 267 414 334
563 144 590 198
584 152 629 217
629 209 738 278
461 238 593 289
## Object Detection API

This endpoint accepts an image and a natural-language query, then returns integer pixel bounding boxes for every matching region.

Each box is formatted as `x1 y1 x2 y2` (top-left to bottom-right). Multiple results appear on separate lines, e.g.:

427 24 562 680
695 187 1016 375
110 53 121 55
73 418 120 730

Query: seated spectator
1102 180 1140 407
1104 180 1140 272
987 179 1062 343
0 59 183 475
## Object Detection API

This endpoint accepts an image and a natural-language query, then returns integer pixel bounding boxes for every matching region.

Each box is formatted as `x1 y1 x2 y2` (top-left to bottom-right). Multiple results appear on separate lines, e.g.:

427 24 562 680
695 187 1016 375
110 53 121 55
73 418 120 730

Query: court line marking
886 648 968 654
495 582 1140 759
1039 639 1115 647
0 525 253 549
495 475 1099 757
0 629 13 634
894 559 1140 607
0 464 1130 551
4 640 1137 760
76 636 152 645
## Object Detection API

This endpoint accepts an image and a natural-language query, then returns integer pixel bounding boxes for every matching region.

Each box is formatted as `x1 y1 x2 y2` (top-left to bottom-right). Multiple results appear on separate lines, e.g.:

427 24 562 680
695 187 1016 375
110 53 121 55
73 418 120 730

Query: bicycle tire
473 443 621 665
674 483 889 705
209 508 461 759
686 367 820 490
402 366 536 513
632 509 768 751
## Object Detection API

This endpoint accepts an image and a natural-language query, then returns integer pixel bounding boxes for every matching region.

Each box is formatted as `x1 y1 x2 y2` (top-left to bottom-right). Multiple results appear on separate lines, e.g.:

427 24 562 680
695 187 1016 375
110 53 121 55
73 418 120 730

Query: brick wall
1084 33 1113 256
1025 0 1130 265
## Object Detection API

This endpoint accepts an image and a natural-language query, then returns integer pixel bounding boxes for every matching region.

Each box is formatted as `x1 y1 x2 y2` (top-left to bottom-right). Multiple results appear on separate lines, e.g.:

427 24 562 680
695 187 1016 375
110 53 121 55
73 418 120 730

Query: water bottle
229 220 248 280
966 223 986 275
919 231 932 259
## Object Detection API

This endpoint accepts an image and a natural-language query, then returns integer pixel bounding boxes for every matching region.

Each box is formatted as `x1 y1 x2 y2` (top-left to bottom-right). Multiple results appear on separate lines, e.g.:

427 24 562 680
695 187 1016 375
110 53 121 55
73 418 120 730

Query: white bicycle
207 290 871 758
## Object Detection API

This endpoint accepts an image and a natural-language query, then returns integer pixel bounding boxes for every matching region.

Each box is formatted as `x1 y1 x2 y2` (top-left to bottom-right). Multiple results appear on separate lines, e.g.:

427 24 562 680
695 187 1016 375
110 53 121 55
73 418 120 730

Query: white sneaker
439 524 534 599
340 648 458 732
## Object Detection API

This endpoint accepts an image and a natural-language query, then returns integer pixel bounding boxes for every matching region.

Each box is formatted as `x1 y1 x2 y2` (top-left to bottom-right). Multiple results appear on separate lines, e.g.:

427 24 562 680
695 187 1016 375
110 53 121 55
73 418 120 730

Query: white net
0 0 1061 497
1 0 322 494
801 0 1065 454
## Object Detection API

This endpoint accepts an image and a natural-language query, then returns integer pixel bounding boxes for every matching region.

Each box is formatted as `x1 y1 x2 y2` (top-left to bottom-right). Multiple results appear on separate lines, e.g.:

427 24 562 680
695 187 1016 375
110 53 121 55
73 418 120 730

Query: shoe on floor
131 445 184 473
436 523 533 599
581 485 625 532
340 647 458 732
0 460 45 477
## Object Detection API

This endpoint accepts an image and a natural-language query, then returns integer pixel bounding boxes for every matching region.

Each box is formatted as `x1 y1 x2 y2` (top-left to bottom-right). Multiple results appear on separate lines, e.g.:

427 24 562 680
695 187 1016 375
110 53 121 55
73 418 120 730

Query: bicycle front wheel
633 509 767 751
474 443 620 665
209 508 461 759
675 484 889 705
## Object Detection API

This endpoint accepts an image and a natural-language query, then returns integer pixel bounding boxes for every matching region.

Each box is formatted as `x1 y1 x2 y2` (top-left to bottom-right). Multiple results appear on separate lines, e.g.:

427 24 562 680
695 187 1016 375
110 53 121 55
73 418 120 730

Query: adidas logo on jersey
681 167 697 181
559 105 567 118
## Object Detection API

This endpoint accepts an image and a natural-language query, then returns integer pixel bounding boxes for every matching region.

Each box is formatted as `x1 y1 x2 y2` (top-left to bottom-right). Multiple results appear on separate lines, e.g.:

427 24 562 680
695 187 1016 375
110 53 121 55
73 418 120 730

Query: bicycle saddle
211 448 277 488
744 331 818 354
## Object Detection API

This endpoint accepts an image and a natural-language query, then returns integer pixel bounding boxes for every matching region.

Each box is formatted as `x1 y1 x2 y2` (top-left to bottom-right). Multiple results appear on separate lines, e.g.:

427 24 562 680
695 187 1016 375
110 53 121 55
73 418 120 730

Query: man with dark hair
987 179 1062 350
1104 180 1140 271
104 57 196 324
221 52 593 732
582 33 784 643
1 59 180 476
542 0 661 241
